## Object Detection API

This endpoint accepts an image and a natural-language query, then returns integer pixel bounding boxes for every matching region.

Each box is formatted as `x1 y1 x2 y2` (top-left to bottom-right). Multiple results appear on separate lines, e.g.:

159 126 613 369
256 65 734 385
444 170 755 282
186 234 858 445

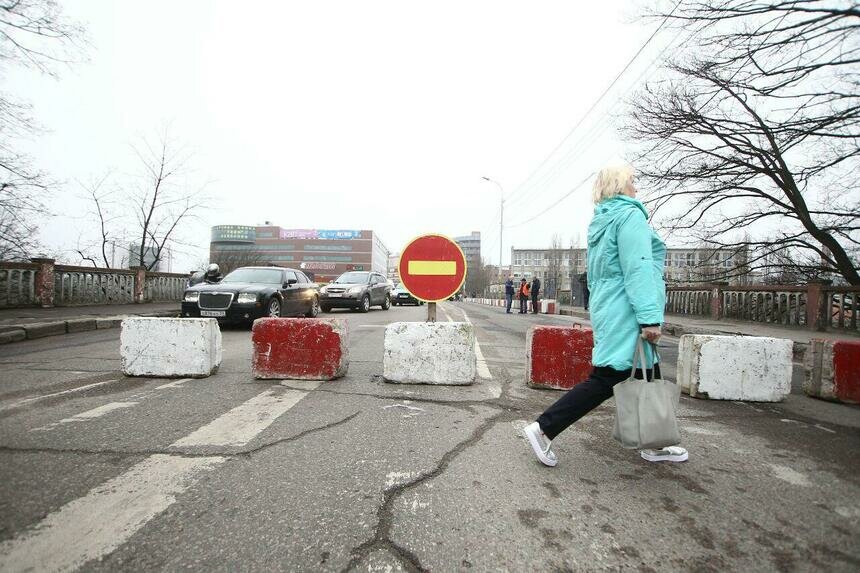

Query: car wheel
359 294 370 313
306 295 320 318
382 295 391 311
267 297 282 317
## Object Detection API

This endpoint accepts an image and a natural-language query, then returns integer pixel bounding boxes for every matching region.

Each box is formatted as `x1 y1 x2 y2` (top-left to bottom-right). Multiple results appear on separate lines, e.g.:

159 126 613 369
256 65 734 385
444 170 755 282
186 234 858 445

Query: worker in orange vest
518 278 530 314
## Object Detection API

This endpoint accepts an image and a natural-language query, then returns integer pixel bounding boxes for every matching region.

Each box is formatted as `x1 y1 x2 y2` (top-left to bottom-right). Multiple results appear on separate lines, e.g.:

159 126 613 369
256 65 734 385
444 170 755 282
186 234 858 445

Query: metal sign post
427 302 437 323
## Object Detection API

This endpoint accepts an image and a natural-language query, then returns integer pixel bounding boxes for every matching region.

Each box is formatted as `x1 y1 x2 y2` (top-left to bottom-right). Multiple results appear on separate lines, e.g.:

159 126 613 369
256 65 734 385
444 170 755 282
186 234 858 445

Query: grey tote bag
612 340 681 449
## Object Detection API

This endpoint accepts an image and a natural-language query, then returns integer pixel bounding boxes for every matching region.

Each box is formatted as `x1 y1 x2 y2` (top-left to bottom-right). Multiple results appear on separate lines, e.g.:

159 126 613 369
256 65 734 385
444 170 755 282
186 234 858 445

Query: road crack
0 411 361 460
341 410 510 573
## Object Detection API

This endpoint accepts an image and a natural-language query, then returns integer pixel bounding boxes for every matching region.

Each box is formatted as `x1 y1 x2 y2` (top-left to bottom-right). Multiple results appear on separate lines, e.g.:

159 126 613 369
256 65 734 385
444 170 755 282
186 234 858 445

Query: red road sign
398 234 467 302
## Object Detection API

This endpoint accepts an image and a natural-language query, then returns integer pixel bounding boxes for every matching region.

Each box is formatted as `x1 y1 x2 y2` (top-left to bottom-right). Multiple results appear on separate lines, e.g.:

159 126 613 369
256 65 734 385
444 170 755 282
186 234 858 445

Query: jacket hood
588 195 649 248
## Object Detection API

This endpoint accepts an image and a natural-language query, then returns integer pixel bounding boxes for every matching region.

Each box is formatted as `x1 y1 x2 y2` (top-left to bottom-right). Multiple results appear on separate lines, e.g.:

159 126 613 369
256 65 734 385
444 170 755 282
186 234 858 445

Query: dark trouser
537 365 656 440
531 293 539 313
505 293 513 312
582 287 590 310
519 295 527 313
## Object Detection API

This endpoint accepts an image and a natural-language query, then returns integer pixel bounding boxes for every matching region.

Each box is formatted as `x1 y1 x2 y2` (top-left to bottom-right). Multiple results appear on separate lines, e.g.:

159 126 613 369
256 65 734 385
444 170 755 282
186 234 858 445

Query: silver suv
320 271 392 313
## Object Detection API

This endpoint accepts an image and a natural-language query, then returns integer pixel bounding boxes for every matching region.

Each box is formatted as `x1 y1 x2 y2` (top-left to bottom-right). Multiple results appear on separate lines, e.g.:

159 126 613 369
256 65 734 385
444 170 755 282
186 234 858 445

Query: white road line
155 378 193 389
0 380 118 413
32 402 139 432
172 385 321 447
0 454 225 573
1 385 321 572
456 309 493 380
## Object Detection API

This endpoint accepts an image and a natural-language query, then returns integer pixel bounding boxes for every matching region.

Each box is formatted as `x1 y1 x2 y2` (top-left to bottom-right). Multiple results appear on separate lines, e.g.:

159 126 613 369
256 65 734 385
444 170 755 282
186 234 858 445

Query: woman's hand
640 326 662 343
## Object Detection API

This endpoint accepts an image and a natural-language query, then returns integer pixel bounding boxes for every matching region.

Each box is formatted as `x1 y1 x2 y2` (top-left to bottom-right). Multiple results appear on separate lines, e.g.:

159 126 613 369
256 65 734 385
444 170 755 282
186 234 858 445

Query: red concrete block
252 318 348 380
526 325 593 390
804 339 860 404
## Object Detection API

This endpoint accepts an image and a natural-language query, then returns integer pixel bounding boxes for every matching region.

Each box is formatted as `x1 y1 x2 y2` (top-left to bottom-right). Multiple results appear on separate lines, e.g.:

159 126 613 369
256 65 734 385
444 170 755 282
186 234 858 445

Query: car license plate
399 294 408 298
200 310 226 317
328 293 342 298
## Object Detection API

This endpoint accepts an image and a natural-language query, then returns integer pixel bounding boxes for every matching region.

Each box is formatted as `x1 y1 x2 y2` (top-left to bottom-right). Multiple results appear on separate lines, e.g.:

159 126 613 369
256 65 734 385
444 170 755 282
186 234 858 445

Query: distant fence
0 259 188 308
666 282 858 333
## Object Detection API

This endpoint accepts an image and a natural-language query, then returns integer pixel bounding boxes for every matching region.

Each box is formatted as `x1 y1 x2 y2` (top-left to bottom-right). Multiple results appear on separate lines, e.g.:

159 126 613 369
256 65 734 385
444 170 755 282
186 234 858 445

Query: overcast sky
9 0 679 271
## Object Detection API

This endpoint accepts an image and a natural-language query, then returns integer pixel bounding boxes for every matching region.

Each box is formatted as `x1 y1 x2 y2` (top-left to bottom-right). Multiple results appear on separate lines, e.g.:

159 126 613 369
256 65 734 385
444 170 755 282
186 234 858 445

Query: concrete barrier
121 317 222 377
676 334 792 401
804 339 860 404
527 325 593 390
383 322 476 385
540 299 558 314
252 318 348 380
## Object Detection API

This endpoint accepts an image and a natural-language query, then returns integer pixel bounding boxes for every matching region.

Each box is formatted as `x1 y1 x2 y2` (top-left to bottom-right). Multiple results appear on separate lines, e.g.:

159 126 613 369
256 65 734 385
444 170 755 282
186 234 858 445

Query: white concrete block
121 318 222 378
383 322 476 385
676 334 792 402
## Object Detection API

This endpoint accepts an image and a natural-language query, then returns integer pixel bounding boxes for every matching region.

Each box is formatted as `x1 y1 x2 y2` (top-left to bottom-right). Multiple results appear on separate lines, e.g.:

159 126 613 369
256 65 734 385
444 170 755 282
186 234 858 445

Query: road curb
0 309 178 346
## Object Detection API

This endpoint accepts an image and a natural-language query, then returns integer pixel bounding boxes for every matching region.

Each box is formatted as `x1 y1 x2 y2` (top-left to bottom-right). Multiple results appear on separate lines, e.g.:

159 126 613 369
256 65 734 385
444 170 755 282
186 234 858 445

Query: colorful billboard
279 229 363 240
211 225 256 243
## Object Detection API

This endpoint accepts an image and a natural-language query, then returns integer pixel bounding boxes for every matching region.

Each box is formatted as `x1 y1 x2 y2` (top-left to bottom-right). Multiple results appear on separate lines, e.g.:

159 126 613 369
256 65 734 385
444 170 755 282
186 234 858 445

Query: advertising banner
279 229 363 240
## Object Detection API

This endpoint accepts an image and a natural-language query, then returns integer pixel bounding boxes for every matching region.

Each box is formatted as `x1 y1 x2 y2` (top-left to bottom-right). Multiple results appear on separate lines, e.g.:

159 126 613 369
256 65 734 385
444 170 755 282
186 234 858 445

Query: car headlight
320 286 328 294
236 293 258 304
184 291 199 302
348 286 362 294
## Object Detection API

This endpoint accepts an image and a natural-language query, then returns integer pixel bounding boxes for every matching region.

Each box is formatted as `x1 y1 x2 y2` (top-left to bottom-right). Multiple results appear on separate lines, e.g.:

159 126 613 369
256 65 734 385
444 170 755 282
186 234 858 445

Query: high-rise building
209 225 389 283
454 231 482 294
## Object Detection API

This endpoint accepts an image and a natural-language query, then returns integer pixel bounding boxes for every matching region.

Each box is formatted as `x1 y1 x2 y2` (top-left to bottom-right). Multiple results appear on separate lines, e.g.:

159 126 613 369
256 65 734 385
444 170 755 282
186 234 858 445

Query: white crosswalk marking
0 386 319 572
171 385 320 447
32 402 139 432
0 454 225 573
0 380 118 412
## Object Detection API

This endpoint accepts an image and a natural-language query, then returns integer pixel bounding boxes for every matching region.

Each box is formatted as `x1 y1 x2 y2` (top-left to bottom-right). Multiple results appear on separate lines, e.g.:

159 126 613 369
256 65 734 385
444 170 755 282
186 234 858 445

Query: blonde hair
592 165 635 204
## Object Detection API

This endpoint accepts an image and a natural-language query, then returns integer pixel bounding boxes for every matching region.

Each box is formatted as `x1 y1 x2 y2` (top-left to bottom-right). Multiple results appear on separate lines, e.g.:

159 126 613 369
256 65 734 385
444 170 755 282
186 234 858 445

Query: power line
503 1 683 208
506 172 596 228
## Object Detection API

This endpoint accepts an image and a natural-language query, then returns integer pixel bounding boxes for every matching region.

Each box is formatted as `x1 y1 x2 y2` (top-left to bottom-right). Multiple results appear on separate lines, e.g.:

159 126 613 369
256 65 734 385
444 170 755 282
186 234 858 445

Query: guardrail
666 282 858 333
0 263 39 307
0 259 188 308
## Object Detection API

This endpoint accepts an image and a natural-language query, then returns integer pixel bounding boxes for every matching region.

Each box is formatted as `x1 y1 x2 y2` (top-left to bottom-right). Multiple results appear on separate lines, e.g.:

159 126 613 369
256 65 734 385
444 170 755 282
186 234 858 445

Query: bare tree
209 248 268 275
0 0 86 259
628 1 860 284
129 131 208 271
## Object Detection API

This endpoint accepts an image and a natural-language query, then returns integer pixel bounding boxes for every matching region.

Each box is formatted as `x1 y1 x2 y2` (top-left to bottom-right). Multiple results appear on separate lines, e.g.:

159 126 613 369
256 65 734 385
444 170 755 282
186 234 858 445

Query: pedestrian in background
524 165 687 467
505 276 515 314
518 278 529 314
531 276 541 314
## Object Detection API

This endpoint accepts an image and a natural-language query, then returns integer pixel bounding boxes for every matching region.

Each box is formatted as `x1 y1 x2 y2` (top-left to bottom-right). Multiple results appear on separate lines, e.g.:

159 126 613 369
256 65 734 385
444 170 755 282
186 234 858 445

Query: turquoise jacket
586 195 666 370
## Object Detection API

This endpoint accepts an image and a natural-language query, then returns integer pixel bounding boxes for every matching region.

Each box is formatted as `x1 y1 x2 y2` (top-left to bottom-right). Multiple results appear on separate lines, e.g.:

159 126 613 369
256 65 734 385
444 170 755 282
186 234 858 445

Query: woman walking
523 165 687 466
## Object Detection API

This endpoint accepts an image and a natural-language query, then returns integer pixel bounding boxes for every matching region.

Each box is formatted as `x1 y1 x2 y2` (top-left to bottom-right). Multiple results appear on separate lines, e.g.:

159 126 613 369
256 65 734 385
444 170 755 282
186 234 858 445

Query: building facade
387 252 400 283
209 225 389 283
454 231 482 294
510 245 748 293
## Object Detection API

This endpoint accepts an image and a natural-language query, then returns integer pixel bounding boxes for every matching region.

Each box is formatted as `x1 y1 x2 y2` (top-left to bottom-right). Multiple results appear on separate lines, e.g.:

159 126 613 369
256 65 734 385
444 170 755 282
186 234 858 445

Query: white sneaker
640 446 689 463
523 422 558 467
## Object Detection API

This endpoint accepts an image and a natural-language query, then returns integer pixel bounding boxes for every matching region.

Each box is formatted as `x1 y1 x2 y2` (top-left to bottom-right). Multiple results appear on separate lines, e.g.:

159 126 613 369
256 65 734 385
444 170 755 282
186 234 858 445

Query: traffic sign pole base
427 302 437 323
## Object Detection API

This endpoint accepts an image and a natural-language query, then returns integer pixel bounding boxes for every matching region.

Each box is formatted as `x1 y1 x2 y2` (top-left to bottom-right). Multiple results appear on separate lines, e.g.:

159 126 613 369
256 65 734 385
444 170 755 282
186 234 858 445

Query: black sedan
181 266 320 323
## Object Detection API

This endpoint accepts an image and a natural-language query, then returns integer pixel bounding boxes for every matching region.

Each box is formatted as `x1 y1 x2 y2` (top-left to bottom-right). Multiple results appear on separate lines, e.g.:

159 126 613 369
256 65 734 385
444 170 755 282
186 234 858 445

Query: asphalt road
0 301 858 572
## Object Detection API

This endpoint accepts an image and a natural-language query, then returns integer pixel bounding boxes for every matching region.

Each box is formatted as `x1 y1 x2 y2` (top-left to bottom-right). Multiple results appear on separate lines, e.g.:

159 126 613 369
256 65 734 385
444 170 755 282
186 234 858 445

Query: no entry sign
398 234 468 302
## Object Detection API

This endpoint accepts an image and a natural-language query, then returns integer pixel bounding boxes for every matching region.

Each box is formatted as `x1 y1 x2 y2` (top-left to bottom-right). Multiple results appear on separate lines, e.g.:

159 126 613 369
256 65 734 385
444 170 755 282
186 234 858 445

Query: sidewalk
560 306 857 358
0 303 180 344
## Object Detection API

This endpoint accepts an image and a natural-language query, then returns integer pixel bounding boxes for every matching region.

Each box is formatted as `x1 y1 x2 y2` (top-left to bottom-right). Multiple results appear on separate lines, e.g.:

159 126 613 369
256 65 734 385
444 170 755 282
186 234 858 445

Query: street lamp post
481 177 504 288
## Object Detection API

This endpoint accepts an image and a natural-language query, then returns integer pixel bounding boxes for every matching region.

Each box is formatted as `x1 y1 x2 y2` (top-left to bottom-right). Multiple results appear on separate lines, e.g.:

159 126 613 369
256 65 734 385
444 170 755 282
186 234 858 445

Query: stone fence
666 282 859 333
0 259 188 308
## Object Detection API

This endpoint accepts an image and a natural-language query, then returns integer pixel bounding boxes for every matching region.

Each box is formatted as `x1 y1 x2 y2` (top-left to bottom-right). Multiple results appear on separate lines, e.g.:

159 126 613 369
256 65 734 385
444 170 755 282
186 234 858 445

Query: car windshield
221 268 283 284
334 272 369 284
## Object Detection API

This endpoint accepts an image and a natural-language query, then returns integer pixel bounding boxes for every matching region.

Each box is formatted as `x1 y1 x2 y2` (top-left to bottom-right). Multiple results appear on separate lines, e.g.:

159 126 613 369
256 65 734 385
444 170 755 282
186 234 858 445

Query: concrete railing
666 282 859 333
0 263 39 307
0 259 188 308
